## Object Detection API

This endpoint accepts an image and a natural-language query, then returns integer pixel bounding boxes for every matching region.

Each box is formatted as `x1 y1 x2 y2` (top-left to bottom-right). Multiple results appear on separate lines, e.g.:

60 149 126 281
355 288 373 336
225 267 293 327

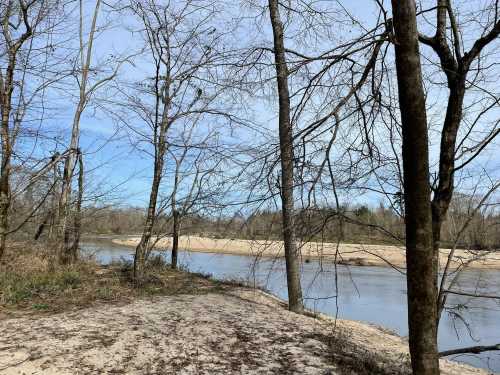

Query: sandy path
0 289 490 374
113 236 500 270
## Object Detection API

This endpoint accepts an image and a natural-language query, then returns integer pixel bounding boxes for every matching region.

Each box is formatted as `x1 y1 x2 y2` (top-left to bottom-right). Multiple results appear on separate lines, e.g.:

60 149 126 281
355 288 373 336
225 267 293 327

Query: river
82 239 500 373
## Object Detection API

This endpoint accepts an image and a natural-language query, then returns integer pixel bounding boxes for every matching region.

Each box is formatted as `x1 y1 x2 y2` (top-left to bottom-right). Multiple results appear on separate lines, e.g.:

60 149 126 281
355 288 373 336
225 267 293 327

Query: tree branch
439 343 500 357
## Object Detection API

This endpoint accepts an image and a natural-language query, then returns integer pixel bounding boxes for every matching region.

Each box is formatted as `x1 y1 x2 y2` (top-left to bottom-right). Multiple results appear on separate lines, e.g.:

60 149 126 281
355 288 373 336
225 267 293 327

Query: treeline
80 202 500 250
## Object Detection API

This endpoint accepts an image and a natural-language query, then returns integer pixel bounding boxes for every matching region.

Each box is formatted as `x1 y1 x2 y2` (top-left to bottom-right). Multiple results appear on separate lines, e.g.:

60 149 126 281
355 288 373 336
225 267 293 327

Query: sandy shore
0 288 488 374
112 236 500 270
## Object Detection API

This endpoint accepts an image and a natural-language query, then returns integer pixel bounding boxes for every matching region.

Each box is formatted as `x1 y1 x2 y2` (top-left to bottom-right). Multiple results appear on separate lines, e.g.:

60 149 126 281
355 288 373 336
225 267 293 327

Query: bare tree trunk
431 78 465 252
134 103 168 281
34 211 51 241
0 154 10 260
48 161 59 240
58 0 101 264
268 0 303 313
391 1 440 374
67 150 84 260
134 157 164 281
0 55 16 261
171 209 179 269
58 116 81 264
416 0 499 328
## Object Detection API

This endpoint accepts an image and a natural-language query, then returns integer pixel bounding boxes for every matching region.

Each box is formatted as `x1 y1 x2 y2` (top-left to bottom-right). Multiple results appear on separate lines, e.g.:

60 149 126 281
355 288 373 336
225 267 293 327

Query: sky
13 0 499 214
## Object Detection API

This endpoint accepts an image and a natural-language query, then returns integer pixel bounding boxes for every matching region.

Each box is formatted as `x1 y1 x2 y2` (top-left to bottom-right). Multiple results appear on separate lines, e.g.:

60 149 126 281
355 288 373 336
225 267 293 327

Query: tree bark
0 157 10 261
67 150 84 261
429 80 467 319
0 55 16 261
171 209 179 269
391 1 440 374
431 77 465 254
268 0 303 313
58 111 82 263
133 87 170 281
0 103 11 259
34 211 52 241
134 150 165 281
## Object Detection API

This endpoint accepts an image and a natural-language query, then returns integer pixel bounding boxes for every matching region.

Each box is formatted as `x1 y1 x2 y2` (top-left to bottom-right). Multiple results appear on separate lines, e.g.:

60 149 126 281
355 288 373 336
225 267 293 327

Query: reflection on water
83 241 500 373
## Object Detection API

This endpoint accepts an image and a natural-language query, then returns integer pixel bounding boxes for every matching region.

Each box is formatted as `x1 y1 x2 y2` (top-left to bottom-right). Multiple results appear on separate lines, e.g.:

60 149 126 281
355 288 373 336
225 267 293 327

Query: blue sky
18 0 499 213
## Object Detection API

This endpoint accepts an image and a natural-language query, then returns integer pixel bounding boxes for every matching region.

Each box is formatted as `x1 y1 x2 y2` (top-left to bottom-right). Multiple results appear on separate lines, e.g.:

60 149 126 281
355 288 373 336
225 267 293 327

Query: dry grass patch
0 242 220 318
326 327 411 374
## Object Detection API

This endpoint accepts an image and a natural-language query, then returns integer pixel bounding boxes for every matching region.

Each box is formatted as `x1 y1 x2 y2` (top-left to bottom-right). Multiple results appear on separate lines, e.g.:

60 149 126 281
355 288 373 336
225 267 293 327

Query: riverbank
112 235 500 270
0 287 488 375
0 242 492 374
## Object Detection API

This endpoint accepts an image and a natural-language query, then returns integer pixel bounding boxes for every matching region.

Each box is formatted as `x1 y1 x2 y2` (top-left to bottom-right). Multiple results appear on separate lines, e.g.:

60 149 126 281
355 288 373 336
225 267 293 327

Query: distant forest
75 199 499 250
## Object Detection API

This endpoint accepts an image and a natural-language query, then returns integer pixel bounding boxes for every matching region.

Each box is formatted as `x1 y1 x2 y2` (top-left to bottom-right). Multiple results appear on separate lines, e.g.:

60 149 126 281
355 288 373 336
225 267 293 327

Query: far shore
110 235 500 270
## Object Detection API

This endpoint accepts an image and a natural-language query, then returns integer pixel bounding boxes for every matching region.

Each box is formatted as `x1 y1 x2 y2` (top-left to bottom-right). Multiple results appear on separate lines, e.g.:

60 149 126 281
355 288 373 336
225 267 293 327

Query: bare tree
125 0 231 281
232 0 392 314
0 0 67 260
391 0 439 373
57 0 101 264
166 129 224 270
267 0 304 313
58 0 126 263
381 0 500 371
417 0 500 261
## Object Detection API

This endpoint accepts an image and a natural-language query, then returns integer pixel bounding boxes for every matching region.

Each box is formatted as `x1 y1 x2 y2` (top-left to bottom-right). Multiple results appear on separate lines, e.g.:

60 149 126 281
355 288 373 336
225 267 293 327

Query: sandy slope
0 289 490 375
113 236 500 270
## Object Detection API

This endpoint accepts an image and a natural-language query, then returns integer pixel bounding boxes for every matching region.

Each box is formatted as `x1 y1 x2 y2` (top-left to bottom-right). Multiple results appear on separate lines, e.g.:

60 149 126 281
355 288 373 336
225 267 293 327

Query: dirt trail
0 288 490 374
